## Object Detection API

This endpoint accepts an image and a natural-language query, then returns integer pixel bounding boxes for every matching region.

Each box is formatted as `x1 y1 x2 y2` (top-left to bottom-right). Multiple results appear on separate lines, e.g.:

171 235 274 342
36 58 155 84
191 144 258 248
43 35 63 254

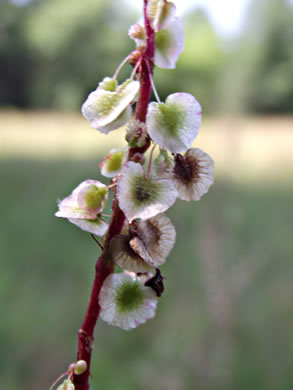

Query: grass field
1 111 293 182
1 112 292 390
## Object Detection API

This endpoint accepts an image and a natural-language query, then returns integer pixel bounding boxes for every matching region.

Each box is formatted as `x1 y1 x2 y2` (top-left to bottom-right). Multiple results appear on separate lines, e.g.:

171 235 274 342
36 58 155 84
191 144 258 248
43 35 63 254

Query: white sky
125 0 251 37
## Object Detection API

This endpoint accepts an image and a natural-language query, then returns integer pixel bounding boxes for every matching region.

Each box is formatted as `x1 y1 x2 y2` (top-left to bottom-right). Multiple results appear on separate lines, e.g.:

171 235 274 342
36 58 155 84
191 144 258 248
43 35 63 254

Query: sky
125 0 251 37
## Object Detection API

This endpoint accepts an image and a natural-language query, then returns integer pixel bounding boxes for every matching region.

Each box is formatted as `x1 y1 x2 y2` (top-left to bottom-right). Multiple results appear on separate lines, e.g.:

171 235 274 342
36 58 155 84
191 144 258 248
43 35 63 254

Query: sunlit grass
1 111 292 183
0 111 125 159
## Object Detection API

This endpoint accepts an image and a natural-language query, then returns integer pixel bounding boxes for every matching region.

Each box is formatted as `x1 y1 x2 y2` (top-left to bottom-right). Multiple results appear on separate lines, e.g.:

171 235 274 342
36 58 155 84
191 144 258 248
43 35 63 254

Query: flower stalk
53 0 215 388
72 2 155 389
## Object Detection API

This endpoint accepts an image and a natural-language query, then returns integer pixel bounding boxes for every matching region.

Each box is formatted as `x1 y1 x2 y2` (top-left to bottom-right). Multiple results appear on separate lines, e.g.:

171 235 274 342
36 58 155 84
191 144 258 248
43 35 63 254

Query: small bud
128 23 145 40
68 363 76 373
98 77 117 92
125 120 147 148
152 149 174 178
131 153 145 165
74 360 88 375
57 379 75 390
129 50 143 67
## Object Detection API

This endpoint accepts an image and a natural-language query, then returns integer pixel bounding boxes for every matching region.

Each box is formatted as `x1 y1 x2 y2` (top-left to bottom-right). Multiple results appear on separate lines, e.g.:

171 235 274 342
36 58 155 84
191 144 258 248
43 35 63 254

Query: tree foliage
218 0 293 114
0 0 292 113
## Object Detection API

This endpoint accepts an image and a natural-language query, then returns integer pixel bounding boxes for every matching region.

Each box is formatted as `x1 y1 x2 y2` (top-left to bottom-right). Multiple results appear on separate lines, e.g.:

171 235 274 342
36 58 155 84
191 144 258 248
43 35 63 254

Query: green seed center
157 102 186 137
115 282 144 313
155 28 171 54
99 79 132 116
84 185 107 210
132 176 160 205
106 151 123 172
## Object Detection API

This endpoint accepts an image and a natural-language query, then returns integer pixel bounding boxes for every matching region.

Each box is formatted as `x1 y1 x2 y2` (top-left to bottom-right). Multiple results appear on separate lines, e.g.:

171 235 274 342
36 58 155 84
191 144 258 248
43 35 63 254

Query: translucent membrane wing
147 0 176 32
57 380 75 390
99 273 158 330
111 235 153 273
173 148 214 201
81 78 139 131
152 150 174 178
147 93 202 153
55 194 95 220
135 213 176 267
154 17 184 69
117 162 178 222
96 106 132 134
68 217 108 236
55 180 108 235
111 214 175 271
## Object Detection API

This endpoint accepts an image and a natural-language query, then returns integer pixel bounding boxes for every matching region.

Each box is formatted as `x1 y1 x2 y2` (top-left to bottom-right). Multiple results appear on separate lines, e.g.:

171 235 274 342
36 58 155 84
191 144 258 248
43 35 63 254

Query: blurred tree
0 1 223 112
247 0 293 113
0 2 34 108
23 0 135 110
218 0 293 114
1 0 292 113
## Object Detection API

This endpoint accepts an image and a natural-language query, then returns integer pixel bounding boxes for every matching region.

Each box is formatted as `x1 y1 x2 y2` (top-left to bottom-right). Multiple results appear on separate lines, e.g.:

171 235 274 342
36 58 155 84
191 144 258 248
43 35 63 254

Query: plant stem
72 2 155 389
128 0 155 160
72 203 125 390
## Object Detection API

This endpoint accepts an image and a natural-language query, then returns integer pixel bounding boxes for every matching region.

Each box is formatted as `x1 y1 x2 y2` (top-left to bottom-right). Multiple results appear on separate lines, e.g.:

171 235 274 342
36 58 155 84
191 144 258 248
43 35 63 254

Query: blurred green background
1 0 293 389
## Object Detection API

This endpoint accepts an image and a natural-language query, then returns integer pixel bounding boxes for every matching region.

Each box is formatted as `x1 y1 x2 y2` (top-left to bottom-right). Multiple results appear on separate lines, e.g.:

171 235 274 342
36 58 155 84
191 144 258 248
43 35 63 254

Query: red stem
72 2 155 389
128 0 155 160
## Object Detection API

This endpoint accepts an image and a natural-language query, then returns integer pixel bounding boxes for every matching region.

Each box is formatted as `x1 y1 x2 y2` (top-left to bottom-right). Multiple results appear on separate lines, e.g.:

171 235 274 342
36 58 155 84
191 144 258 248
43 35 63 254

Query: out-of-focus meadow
1 0 292 389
